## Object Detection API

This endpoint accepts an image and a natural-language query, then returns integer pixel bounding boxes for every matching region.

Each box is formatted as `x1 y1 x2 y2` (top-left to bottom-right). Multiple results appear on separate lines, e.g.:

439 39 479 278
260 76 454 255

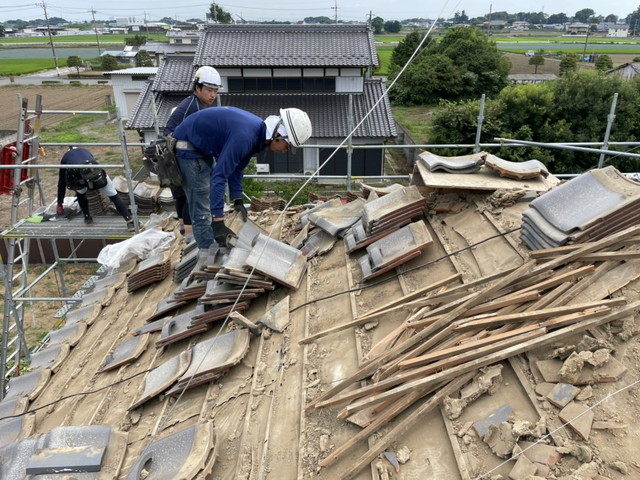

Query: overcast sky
2 1 638 24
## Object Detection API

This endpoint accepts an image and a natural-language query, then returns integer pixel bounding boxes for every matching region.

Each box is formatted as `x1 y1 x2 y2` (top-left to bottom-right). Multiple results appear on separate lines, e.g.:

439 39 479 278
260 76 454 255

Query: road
0 67 109 86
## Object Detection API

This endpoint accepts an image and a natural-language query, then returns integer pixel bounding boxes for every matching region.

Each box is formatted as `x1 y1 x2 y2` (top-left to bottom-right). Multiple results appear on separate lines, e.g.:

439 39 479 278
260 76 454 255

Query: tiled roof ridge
203 23 371 33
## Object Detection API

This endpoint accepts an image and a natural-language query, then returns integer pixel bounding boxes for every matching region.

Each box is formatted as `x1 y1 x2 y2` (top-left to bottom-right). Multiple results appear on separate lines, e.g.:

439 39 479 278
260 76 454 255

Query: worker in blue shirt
173 106 312 249
163 66 222 235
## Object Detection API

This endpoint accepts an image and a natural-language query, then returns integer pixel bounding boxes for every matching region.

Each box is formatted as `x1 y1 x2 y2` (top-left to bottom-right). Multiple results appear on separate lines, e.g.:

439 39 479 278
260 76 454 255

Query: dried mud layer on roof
2 178 640 480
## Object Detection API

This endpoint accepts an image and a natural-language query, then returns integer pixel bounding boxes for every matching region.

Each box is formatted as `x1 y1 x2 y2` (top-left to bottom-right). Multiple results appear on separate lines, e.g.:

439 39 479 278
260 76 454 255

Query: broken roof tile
472 405 514 439
257 296 290 333
559 402 594 440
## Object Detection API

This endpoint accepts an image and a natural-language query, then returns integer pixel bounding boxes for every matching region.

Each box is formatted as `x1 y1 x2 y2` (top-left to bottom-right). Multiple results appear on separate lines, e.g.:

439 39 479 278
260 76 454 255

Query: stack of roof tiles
86 190 111 216
132 182 162 216
357 221 434 282
127 251 172 293
250 196 286 212
112 175 131 206
521 166 640 250
344 185 426 253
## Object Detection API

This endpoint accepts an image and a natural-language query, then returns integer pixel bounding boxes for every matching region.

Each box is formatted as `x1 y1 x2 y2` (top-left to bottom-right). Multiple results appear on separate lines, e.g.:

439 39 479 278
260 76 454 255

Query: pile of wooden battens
307 224 640 480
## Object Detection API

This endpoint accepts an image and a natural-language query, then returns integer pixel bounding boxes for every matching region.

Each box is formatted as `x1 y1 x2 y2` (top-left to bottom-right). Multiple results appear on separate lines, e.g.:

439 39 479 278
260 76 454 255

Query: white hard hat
194 66 222 88
279 108 312 148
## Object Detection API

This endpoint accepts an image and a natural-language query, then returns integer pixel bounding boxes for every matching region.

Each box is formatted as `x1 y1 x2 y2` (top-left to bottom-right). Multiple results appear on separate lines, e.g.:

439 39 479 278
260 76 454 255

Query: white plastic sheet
97 227 175 269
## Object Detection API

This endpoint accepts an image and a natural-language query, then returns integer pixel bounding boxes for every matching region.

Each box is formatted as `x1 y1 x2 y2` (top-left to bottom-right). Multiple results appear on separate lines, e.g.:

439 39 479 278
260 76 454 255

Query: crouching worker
56 147 135 232
173 106 312 249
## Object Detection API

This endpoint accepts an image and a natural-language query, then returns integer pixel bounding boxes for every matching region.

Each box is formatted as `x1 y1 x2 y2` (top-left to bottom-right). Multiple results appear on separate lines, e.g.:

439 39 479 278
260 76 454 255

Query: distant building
566 23 589 35
103 67 157 119
606 24 629 38
100 46 140 66
606 62 640 80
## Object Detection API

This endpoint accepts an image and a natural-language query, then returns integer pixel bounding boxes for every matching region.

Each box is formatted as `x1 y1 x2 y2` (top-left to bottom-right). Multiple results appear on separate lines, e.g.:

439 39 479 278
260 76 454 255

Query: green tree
528 53 544 73
453 10 469 24
100 54 118 71
559 53 579 76
67 55 83 77
428 71 640 174
371 16 384 34
384 20 401 33
208 3 233 23
594 54 613 72
389 26 510 105
547 13 568 24
574 8 594 23
125 34 147 46
389 30 428 69
135 49 153 67
304 16 332 24
603 14 618 22
0 24 5 37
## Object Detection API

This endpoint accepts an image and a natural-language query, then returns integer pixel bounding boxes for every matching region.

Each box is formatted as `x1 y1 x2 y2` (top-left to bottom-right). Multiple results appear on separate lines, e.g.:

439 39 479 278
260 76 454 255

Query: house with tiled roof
127 23 396 177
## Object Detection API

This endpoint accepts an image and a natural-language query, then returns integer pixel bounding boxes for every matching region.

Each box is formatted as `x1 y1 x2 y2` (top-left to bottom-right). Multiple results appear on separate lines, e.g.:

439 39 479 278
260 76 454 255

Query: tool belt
176 140 197 151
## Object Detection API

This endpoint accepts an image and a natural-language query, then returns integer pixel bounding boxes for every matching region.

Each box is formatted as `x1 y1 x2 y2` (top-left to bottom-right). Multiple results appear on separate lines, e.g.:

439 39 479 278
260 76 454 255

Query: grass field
0 33 167 45
0 58 69 76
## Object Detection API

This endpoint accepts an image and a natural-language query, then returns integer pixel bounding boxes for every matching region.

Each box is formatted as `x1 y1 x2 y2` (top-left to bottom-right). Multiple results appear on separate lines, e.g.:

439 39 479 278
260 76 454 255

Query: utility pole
144 12 149 35
581 28 590 61
90 7 102 55
487 3 493 35
38 2 60 77
331 0 338 23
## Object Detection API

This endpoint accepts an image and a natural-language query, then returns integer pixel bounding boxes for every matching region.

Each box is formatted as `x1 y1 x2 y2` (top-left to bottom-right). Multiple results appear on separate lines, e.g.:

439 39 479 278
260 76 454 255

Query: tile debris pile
307 224 640 478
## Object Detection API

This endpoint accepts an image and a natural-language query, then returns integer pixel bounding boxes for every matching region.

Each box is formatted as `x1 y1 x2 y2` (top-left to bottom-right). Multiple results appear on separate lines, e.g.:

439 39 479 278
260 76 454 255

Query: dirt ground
0 84 114 133
502 53 637 76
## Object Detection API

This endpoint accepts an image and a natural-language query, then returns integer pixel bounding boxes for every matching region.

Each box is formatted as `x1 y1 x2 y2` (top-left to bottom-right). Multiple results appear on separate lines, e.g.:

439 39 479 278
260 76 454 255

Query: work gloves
233 198 248 222
56 203 64 215
212 220 236 247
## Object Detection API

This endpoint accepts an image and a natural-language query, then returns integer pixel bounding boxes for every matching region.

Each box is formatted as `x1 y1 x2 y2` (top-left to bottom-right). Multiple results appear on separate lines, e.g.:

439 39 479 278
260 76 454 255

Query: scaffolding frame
0 95 140 397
